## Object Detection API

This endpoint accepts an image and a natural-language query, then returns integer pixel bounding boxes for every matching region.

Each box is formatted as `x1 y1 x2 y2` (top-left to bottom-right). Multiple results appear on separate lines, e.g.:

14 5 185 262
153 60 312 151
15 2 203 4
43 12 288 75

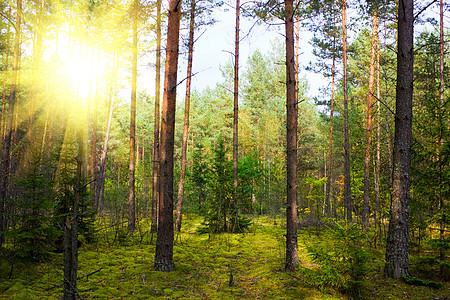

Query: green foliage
401 276 443 289
198 137 252 234
305 221 370 298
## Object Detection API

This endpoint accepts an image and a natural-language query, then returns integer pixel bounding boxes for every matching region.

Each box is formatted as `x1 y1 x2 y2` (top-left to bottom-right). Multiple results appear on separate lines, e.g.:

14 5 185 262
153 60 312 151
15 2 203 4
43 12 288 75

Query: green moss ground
0 215 448 299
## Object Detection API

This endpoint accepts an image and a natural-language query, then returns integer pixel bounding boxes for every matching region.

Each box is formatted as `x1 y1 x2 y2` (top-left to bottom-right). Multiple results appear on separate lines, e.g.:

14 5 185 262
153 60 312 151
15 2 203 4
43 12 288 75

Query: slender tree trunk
384 0 413 279
325 38 336 217
95 88 115 212
375 39 381 240
233 0 240 203
128 0 138 232
90 70 99 206
439 0 445 279
175 0 196 232
342 0 352 222
151 0 162 234
154 0 181 272
362 10 378 225
0 0 21 247
1 6 11 139
285 0 299 271
63 133 82 300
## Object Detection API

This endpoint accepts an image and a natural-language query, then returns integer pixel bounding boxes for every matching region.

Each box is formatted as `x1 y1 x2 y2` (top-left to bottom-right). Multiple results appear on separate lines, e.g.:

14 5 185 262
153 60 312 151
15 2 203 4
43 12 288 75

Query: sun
50 27 108 100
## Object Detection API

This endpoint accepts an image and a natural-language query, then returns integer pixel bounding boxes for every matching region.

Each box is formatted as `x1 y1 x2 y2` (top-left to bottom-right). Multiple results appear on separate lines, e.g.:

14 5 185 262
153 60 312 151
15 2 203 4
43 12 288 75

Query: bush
305 221 370 298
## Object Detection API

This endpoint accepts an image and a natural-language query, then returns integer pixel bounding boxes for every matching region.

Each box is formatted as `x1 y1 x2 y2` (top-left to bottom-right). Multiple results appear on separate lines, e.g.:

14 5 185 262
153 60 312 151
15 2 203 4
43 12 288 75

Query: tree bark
375 37 381 239
151 0 162 234
233 0 240 197
439 0 445 279
325 39 336 217
175 0 196 232
154 0 181 272
94 86 115 212
0 0 21 247
342 0 352 222
90 64 99 207
63 133 82 300
128 0 138 232
362 10 378 225
285 0 299 271
1 6 11 139
384 0 413 279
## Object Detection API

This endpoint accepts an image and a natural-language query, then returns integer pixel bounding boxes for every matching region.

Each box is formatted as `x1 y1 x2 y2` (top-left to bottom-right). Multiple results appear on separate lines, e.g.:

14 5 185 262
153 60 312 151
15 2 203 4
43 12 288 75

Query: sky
142 5 326 102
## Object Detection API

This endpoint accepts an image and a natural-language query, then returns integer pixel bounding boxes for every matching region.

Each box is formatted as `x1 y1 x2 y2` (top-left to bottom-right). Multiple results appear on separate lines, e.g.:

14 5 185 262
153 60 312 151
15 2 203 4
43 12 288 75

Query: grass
0 214 448 299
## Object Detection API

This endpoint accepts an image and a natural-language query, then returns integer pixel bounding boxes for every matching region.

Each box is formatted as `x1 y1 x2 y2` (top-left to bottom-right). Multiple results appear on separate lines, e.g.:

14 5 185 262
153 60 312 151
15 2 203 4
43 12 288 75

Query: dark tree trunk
128 0 138 232
362 10 378 225
233 0 240 197
439 0 445 279
90 71 99 207
151 0 162 234
0 0 21 247
384 0 413 279
94 93 114 212
1 6 11 139
285 0 299 271
325 45 336 217
342 0 352 222
154 0 181 272
375 41 381 239
63 133 83 300
175 0 196 232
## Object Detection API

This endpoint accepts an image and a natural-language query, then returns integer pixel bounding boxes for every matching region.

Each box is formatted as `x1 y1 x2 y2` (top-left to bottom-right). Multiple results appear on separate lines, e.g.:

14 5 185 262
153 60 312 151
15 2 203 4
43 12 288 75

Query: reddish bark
285 0 299 271
154 0 181 272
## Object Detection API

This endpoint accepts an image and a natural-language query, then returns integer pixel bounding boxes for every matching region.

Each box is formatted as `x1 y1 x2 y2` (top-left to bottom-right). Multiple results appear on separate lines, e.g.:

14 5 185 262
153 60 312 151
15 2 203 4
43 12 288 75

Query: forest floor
0 214 448 299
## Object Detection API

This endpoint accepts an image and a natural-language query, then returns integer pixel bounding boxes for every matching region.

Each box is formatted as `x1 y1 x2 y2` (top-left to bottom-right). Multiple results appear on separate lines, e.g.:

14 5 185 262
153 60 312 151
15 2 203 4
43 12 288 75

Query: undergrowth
0 215 448 299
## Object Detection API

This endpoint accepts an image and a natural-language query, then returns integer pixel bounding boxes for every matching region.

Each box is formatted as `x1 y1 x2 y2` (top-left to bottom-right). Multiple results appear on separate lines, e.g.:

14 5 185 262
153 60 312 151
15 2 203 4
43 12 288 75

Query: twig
78 267 103 281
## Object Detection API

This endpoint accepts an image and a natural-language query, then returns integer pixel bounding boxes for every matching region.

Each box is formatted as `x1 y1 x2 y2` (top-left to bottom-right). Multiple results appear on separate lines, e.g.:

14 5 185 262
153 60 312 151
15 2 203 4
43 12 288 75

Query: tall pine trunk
375 39 381 241
1 6 11 139
233 0 240 208
325 37 336 217
285 0 299 271
384 0 413 279
128 0 138 232
63 133 83 300
342 0 352 222
0 0 21 247
362 10 378 224
438 0 445 279
175 0 196 232
154 0 181 272
151 0 162 234
94 54 117 212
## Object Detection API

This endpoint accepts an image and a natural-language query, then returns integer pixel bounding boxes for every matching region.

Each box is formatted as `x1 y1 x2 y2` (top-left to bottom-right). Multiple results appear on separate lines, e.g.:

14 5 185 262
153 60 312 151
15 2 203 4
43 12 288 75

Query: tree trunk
1 6 11 139
362 10 378 225
233 0 240 199
285 0 299 271
0 0 21 247
95 89 115 212
175 0 196 232
128 0 138 232
439 0 445 279
151 0 162 234
375 37 381 240
90 68 99 207
63 133 83 300
325 39 336 217
342 0 352 222
154 0 181 272
384 0 413 279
